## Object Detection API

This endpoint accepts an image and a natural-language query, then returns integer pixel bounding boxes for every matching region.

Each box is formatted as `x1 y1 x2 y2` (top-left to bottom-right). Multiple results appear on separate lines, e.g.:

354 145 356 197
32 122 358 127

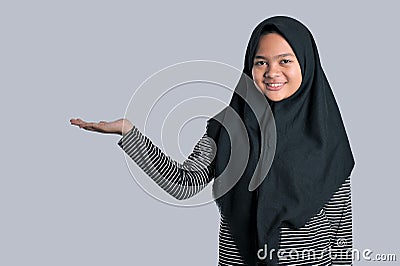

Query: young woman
71 16 355 265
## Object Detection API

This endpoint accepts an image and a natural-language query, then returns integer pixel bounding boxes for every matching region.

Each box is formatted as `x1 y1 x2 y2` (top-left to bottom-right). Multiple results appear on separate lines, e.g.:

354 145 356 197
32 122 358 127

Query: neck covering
206 16 355 265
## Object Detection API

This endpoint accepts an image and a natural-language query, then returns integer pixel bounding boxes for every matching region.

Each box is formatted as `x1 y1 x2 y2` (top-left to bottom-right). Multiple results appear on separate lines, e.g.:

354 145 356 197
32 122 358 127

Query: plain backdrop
1 1 399 265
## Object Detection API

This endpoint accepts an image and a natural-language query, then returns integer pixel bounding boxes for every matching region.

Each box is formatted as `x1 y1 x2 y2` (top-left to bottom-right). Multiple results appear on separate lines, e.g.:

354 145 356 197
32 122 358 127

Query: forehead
255 33 295 55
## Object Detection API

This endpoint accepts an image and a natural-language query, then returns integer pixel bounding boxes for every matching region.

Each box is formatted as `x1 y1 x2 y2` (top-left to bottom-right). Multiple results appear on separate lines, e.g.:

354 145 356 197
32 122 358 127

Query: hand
70 118 133 136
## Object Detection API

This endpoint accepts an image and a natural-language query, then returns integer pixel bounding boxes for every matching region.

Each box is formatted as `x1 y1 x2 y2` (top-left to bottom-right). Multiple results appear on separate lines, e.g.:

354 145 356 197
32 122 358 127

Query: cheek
252 68 263 83
251 68 263 92
289 67 302 89
295 70 302 88
251 68 256 80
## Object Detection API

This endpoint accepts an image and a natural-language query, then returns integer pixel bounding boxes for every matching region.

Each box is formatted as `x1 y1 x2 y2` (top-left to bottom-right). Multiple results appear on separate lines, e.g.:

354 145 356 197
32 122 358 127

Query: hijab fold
206 16 355 265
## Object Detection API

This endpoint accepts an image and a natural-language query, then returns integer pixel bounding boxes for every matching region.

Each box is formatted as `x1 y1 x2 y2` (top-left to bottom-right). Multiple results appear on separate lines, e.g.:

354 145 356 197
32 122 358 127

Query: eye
280 59 292 64
254 61 268 66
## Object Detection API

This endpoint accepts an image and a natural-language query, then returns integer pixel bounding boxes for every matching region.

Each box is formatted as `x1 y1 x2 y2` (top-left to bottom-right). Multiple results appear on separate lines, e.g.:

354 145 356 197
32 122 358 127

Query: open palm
70 118 133 136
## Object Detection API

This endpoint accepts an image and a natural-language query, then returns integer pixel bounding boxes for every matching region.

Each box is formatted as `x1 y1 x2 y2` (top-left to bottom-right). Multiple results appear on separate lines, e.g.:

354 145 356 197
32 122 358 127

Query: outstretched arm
70 118 216 200
70 118 133 136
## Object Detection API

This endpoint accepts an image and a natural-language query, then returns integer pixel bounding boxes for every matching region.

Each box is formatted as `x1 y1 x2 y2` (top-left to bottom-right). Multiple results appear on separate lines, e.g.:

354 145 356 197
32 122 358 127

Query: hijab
206 16 355 265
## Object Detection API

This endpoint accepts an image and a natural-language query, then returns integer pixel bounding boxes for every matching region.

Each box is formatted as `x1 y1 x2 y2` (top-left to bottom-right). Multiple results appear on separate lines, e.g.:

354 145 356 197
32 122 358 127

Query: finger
79 124 96 131
70 118 85 125
72 119 97 128
70 120 83 126
81 122 96 128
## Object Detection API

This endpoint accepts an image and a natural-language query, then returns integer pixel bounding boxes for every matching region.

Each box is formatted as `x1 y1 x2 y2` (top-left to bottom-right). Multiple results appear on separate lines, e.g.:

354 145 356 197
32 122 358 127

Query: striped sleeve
323 176 353 265
117 126 216 200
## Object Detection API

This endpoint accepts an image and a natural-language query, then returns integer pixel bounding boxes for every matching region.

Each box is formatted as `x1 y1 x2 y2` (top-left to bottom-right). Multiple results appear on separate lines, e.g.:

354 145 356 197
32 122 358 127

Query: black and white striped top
118 126 353 266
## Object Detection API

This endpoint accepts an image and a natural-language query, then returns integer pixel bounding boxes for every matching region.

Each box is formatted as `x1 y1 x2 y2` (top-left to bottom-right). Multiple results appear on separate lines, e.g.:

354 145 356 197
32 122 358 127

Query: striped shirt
118 126 353 265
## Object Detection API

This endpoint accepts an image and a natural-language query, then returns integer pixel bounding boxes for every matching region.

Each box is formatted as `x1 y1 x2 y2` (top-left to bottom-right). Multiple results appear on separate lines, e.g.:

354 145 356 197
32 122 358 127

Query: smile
267 83 285 87
265 82 286 91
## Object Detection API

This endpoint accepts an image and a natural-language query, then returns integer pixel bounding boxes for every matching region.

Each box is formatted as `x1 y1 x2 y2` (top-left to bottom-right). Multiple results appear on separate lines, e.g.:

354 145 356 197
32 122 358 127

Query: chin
266 93 285 102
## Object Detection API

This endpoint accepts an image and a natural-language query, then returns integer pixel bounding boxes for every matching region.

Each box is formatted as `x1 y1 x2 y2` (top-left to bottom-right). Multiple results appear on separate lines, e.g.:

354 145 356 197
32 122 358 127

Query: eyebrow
254 53 295 61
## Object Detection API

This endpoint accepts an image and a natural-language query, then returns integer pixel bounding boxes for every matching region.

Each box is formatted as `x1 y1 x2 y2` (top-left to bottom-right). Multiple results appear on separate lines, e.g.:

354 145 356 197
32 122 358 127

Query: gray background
1 0 399 265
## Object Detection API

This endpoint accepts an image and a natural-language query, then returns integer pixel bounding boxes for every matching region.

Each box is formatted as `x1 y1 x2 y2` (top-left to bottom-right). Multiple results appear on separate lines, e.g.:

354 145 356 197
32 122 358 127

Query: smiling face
251 33 302 102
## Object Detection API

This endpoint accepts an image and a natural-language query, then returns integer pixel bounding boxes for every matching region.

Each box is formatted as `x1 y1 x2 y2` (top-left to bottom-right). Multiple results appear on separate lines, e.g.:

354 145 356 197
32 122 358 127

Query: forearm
118 126 215 200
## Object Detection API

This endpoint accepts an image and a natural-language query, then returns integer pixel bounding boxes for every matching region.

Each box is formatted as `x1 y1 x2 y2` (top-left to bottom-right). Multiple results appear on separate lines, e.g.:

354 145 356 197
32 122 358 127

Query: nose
265 63 280 78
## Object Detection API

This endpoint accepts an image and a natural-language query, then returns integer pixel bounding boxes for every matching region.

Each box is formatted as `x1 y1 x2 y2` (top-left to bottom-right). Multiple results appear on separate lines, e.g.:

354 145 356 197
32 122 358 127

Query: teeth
267 83 284 87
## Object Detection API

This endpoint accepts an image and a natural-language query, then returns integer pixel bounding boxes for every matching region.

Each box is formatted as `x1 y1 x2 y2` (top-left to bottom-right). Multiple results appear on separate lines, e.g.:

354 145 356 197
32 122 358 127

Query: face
251 33 302 102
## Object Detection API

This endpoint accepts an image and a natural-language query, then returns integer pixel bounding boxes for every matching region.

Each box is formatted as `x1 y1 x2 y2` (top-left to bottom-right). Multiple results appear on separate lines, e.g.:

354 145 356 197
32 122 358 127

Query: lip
265 82 286 91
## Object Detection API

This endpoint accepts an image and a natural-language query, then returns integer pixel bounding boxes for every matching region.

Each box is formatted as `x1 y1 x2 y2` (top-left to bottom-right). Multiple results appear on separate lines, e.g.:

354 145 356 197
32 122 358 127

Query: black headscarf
206 16 355 265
